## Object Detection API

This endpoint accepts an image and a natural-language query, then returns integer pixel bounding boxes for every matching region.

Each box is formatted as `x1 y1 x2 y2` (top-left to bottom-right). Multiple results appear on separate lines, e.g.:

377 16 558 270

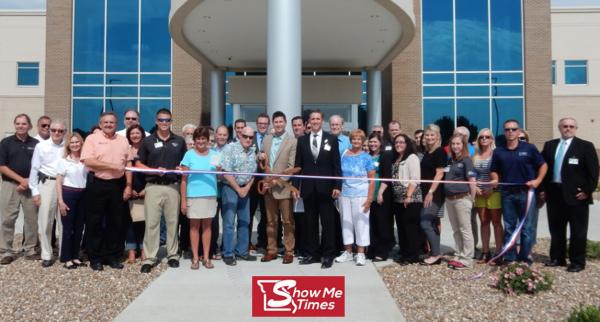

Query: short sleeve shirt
490 141 545 187
56 157 88 189
420 147 447 200
80 131 129 180
0 135 38 182
444 157 476 195
341 151 374 197
180 149 218 198
137 132 187 183
220 141 257 186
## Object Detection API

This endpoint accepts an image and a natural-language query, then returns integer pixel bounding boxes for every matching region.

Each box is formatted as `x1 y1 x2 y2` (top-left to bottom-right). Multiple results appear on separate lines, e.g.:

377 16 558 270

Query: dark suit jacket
294 131 341 196
541 136 599 205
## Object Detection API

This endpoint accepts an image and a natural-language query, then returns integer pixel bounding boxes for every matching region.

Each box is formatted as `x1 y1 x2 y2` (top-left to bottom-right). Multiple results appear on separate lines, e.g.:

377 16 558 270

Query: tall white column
210 69 224 128
267 0 302 122
367 70 382 131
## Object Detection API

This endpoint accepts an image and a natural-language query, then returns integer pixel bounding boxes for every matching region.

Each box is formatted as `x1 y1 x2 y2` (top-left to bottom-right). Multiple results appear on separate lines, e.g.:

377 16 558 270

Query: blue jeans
501 190 537 262
221 184 250 257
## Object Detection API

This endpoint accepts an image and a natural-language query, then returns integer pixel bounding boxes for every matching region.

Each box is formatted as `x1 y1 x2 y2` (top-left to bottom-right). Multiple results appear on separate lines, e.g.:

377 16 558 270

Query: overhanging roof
170 0 415 71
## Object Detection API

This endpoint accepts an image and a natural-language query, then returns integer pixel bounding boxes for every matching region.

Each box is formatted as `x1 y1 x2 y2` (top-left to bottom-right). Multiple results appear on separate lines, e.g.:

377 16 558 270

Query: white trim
137 0 142 114
452 0 457 126
102 0 108 112
73 84 170 87
424 83 523 87
422 70 523 74
487 0 492 132
70 0 75 131
520 0 525 129
73 97 171 100
423 96 524 100
72 72 171 74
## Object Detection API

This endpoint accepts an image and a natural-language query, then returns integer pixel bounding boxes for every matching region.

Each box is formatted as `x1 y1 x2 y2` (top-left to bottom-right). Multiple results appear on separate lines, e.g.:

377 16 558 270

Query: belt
503 185 528 192
62 186 85 192
149 181 178 186
38 172 56 184
446 192 470 200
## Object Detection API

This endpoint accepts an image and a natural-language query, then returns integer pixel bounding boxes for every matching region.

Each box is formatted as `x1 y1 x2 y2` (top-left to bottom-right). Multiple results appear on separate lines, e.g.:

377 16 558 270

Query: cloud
0 0 46 10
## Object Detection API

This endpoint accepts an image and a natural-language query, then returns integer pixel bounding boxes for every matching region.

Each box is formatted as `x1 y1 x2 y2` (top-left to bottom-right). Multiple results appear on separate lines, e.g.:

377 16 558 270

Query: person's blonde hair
349 129 366 142
475 128 496 155
423 124 441 152
64 132 84 158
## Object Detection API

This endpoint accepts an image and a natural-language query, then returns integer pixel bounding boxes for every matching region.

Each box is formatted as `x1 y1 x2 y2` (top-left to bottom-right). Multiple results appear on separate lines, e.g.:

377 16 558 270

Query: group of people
0 108 597 273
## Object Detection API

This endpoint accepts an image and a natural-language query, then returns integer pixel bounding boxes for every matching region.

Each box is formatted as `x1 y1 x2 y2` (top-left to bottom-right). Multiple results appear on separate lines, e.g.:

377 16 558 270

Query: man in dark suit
293 109 341 269
541 117 599 272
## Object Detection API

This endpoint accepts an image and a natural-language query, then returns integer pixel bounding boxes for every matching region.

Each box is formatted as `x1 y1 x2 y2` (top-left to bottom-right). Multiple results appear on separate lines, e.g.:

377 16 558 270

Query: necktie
312 134 319 159
554 140 566 183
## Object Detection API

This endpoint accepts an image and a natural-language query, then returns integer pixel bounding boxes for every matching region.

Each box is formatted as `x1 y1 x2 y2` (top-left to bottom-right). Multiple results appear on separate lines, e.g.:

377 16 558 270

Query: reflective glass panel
140 86 170 97
492 85 523 97
423 86 454 97
73 99 103 135
73 74 103 85
106 86 138 97
457 99 489 141
73 86 103 97
456 73 489 84
491 98 523 136
105 99 138 127
423 99 454 142
141 0 171 72
551 61 556 85
140 99 171 131
107 0 138 72
457 86 489 97
455 0 489 71
491 72 523 84
565 60 587 85
423 73 454 84
106 74 138 85
17 63 39 86
490 0 522 70
74 0 104 72
422 0 454 71
141 74 171 85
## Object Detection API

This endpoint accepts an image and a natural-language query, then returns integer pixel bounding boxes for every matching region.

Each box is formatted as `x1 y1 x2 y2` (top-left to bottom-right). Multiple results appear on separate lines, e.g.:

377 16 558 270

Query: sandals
63 261 77 269
191 259 200 270
203 260 214 269
212 254 222 261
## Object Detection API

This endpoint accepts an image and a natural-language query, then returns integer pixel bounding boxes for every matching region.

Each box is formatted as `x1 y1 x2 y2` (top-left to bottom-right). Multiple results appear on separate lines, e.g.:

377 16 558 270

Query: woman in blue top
334 129 375 266
180 127 219 269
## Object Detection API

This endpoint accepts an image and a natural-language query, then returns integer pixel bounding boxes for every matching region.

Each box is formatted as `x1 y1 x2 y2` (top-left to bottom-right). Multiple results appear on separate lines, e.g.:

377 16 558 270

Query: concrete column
367 70 382 131
210 70 224 128
267 0 302 122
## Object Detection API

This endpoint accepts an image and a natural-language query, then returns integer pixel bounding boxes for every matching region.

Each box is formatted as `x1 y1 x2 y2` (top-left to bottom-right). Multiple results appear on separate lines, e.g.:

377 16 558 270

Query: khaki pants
264 193 295 255
143 183 180 265
446 196 474 266
0 181 38 257
37 179 59 261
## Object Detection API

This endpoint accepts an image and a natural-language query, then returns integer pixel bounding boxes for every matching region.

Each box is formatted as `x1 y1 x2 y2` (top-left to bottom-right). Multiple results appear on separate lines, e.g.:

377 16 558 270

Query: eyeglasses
504 128 519 132
40 124 50 128
157 118 171 123
125 117 138 121
50 129 65 133
561 125 576 129
479 136 491 140
241 134 254 140
518 137 527 142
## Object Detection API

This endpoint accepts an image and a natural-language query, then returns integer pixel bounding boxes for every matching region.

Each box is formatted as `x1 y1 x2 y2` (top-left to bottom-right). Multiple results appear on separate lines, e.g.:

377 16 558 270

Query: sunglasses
504 128 519 132
241 134 254 140
125 117 138 121
40 124 50 128
50 129 65 133
561 125 576 129
157 118 172 123
479 136 491 140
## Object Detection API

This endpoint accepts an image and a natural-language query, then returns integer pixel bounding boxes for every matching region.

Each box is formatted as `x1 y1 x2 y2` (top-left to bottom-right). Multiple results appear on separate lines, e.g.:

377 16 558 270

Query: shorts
474 191 501 210
187 197 217 219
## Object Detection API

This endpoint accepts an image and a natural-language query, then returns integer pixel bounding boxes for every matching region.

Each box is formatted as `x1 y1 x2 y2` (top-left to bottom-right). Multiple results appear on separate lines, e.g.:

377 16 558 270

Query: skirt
187 197 217 219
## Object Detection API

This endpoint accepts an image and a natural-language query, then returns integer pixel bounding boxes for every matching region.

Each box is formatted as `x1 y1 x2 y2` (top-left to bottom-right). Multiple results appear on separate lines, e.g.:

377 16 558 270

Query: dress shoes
41 260 54 268
140 263 153 273
90 262 104 271
282 254 294 264
109 261 124 269
236 254 257 261
223 256 237 266
167 259 180 268
321 257 333 269
25 253 41 261
299 256 321 265
566 264 585 273
0 256 15 265
261 253 277 262
544 259 567 267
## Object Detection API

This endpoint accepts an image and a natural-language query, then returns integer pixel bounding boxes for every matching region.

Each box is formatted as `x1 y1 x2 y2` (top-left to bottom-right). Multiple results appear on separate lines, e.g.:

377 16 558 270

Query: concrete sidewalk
115 257 404 322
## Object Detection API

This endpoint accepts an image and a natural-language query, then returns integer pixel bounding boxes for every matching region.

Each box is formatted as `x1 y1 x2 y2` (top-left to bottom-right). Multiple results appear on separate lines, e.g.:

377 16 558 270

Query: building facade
0 10 45 137
40 0 553 146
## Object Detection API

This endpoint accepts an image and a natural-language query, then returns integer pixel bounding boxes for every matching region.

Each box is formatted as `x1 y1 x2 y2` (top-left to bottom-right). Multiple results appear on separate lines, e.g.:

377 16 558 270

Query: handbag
129 199 145 222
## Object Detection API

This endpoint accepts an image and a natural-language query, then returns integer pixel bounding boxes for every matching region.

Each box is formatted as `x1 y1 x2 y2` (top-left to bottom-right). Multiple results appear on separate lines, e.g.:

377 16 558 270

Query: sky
1 0 600 10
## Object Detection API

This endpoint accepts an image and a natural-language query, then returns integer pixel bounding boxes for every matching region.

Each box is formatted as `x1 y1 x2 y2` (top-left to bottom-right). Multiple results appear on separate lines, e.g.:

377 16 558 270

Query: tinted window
141 0 171 72
456 0 489 71
422 0 453 71
17 62 39 86
565 60 587 85
107 0 138 72
73 0 104 72
490 0 522 71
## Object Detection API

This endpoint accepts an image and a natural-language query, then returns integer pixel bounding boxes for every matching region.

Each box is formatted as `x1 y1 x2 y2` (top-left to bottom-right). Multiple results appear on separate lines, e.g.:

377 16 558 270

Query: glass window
73 74 103 85
73 86 103 97
106 74 138 85
456 73 489 84
551 60 556 85
105 99 138 131
490 0 522 71
140 0 171 72
17 62 39 86
106 86 138 97
423 73 454 84
457 99 489 141
140 99 171 131
141 74 170 85
72 99 103 135
491 72 523 84
565 60 587 85
106 0 139 72
455 0 489 71
492 85 523 97
422 0 454 71
74 0 104 72
140 86 170 97
456 86 489 97
423 99 454 142
423 86 454 97
491 98 523 136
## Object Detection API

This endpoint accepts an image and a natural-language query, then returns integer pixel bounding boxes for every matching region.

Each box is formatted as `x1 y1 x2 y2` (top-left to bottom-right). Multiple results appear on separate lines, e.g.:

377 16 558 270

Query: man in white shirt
33 116 51 142
116 109 150 137
29 120 66 267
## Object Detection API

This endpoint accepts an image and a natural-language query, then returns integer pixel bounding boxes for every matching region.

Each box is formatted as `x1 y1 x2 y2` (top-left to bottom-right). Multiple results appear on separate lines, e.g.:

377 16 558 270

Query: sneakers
355 253 366 266
223 256 237 266
335 251 354 263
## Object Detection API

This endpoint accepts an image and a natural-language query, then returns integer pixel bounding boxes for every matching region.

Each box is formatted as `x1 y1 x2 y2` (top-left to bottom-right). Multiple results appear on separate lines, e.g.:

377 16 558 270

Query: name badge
518 152 528 157
385 146 392 151
154 142 164 149
323 144 331 151
443 166 450 173
568 158 579 165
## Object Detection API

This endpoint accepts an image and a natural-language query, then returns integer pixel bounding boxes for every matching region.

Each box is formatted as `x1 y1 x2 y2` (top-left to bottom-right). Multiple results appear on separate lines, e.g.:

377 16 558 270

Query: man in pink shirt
81 112 130 271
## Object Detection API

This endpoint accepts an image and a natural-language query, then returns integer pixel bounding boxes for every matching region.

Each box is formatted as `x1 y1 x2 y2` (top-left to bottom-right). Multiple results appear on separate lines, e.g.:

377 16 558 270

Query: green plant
588 240 600 259
491 262 553 295
567 305 600 322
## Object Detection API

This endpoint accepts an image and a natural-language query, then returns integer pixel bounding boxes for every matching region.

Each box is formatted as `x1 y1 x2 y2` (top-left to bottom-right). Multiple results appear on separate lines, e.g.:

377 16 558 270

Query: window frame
564 60 588 86
16 62 40 87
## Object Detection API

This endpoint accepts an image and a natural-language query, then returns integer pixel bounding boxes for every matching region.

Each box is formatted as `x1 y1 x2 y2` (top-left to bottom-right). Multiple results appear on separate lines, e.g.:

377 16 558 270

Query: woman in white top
56 133 88 269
